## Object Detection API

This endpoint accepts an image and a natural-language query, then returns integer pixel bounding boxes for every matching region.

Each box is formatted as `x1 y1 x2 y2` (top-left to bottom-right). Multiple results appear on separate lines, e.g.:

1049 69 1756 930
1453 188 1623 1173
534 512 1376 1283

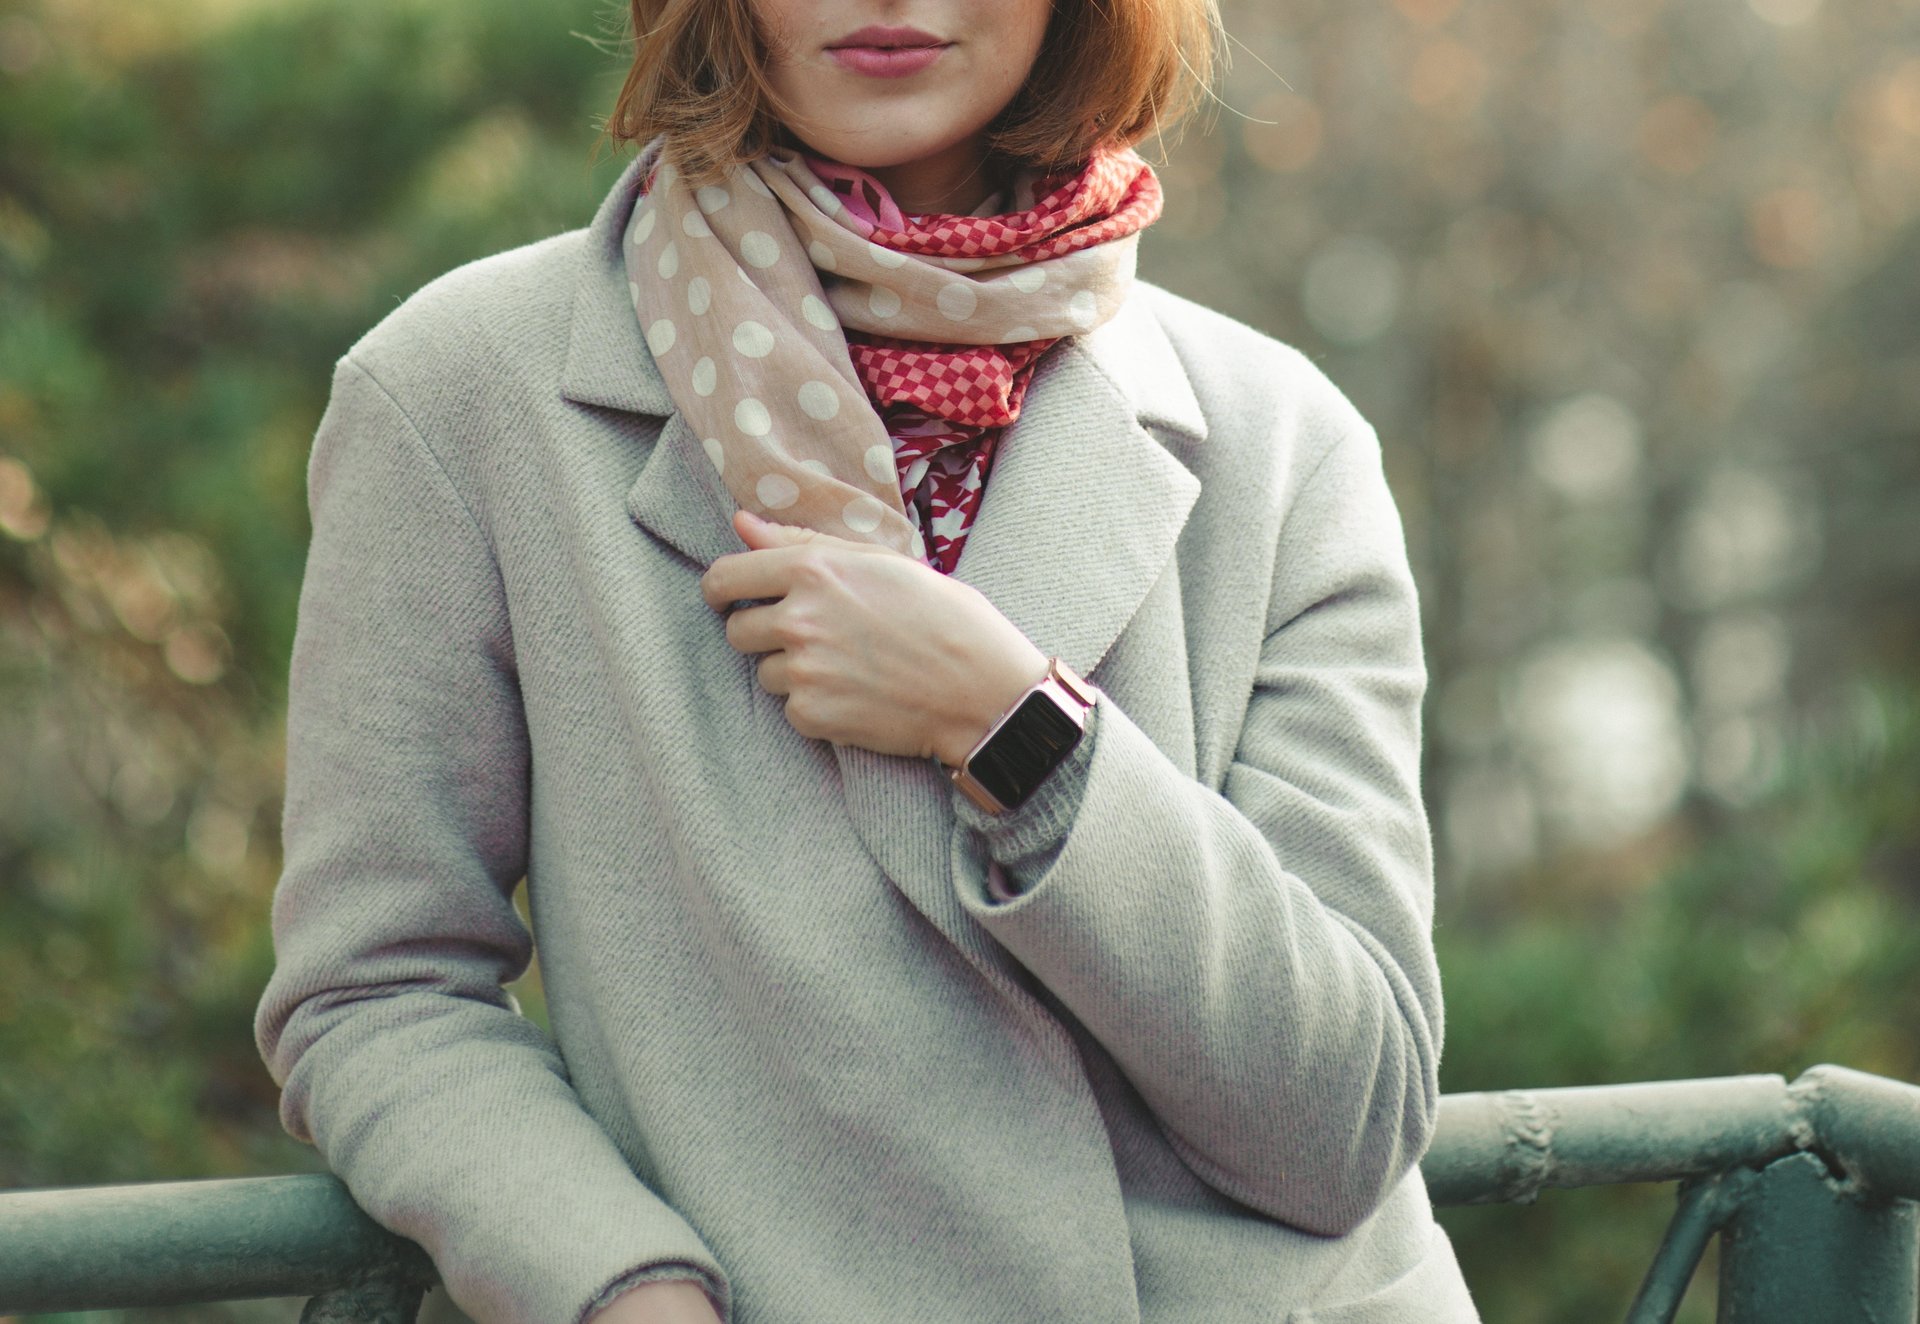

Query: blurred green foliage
1 0 1916 1320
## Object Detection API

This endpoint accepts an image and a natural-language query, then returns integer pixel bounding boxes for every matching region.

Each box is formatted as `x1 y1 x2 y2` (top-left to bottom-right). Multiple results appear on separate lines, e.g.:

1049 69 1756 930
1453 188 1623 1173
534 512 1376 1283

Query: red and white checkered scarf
627 143 1161 574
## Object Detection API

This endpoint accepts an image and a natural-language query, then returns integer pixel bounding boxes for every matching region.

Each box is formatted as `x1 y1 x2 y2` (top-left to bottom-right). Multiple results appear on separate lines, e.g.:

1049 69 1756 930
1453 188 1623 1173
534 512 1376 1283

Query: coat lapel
561 155 1207 985
950 297 1206 681
829 310 1206 990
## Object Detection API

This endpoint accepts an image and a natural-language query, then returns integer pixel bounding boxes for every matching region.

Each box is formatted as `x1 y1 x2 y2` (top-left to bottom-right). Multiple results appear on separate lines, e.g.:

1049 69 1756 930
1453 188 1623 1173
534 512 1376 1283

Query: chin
786 109 988 170
825 140 958 170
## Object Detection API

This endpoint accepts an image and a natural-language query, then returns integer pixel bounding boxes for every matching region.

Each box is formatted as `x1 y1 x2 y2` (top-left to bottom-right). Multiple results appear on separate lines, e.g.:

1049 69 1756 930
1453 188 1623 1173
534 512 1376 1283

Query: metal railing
3 1064 1917 1322
1433 1065 1920 1321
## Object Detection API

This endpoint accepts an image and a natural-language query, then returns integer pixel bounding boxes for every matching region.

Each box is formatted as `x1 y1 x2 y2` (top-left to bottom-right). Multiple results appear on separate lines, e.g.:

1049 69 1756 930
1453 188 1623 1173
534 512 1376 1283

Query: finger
702 514 896 609
700 546 813 611
738 507 888 558
723 601 784 656
756 649 791 696
737 508 820 549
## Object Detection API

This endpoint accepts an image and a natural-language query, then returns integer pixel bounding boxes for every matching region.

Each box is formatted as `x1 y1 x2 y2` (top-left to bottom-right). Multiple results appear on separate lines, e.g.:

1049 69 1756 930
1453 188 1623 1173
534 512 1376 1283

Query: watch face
972 690 1083 810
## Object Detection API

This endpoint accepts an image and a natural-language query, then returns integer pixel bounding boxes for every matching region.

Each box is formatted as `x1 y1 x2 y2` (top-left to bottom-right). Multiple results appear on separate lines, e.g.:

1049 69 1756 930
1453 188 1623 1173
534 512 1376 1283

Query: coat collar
560 155 677 418
562 154 1207 982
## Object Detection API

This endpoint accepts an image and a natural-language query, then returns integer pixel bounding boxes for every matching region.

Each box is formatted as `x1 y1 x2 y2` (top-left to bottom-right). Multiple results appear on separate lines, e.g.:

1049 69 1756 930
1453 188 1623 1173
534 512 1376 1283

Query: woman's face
748 0 1053 180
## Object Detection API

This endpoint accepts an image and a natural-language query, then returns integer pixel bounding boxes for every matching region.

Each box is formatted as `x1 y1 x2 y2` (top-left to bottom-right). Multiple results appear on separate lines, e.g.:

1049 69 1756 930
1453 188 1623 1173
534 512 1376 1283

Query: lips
829 24 946 50
825 24 950 78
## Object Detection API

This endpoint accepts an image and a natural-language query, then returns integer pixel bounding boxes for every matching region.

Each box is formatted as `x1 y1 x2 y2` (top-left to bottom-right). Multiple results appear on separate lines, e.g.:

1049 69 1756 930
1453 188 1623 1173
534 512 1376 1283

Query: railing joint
299 1278 427 1324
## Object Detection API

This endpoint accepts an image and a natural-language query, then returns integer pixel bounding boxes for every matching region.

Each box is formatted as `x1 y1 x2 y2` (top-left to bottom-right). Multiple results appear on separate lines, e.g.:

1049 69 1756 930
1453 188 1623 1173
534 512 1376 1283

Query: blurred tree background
0 0 1915 1319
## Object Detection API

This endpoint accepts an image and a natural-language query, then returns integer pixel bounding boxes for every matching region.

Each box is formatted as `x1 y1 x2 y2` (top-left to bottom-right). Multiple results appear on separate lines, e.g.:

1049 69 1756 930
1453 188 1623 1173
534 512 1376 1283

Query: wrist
934 638 1049 769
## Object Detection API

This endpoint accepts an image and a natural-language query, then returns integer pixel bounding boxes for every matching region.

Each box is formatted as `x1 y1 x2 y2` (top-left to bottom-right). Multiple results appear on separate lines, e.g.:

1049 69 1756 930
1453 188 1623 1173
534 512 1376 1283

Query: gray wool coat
254 154 1481 1324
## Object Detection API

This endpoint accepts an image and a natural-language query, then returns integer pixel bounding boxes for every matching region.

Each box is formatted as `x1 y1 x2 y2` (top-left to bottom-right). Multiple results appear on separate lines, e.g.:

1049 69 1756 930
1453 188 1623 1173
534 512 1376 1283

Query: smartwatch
944 657 1098 816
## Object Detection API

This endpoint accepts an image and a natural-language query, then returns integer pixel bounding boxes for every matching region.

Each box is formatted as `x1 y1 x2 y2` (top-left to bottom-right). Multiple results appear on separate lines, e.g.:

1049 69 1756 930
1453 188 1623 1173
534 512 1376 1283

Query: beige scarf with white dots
621 143 1143 563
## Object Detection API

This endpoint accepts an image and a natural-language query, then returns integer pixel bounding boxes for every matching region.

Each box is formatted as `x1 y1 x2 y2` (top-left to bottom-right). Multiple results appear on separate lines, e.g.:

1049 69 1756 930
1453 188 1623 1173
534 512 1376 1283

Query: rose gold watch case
947 657 1096 816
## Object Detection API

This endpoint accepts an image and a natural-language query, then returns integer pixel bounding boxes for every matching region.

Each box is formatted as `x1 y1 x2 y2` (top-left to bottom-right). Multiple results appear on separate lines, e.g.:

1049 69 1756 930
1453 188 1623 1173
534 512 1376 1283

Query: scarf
622 141 1161 573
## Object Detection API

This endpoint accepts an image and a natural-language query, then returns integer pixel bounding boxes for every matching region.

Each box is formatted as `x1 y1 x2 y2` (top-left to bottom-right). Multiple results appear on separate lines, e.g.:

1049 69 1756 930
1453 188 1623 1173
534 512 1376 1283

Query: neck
863 136 999 217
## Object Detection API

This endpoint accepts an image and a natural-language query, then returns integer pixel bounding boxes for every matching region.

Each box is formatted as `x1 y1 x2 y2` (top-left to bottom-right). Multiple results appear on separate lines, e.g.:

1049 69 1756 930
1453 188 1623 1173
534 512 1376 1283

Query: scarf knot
621 142 1161 574
847 336 1051 430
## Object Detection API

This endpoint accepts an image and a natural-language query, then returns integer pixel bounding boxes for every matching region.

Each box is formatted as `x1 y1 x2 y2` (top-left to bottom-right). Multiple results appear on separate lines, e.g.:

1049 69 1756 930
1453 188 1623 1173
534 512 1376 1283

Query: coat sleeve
254 355 731 1324
951 416 1440 1238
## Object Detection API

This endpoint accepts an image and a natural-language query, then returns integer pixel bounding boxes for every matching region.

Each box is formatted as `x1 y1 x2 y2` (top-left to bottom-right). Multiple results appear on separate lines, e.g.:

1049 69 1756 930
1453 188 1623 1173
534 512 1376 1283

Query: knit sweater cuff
951 699 1099 899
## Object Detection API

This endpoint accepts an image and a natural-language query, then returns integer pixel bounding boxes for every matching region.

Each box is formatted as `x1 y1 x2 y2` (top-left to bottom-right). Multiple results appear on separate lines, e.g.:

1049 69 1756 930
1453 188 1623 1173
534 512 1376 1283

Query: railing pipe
1425 1074 1801 1206
1424 1065 1920 1207
0 1172 434 1314
2 1065 1917 1318
1622 1168 1753 1324
1790 1063 1920 1201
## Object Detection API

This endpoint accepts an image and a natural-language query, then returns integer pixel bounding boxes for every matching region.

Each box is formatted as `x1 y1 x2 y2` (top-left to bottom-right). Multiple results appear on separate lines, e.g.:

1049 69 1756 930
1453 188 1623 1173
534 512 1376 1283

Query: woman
253 0 1482 1321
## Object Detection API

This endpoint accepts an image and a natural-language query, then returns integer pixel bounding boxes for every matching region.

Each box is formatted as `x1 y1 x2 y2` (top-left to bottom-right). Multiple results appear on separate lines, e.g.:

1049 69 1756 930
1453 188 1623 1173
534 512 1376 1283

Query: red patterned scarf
831 152 1161 573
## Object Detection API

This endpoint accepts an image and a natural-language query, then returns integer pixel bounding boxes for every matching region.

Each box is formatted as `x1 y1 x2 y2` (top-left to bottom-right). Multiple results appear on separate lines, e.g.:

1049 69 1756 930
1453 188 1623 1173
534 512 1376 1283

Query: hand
584 1278 723 1324
700 508 1049 766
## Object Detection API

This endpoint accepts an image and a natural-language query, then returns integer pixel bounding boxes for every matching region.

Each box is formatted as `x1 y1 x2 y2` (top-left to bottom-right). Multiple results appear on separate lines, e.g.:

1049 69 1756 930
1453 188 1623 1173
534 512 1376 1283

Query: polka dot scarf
622 142 1162 573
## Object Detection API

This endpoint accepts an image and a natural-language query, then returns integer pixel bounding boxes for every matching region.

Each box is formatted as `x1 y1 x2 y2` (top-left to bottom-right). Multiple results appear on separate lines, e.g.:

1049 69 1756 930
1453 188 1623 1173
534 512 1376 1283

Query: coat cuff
950 699 1100 900
583 1261 728 1323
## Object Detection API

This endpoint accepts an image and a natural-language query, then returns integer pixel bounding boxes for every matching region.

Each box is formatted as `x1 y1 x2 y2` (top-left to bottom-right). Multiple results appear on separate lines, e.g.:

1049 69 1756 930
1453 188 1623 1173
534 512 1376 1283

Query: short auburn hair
603 0 1222 185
